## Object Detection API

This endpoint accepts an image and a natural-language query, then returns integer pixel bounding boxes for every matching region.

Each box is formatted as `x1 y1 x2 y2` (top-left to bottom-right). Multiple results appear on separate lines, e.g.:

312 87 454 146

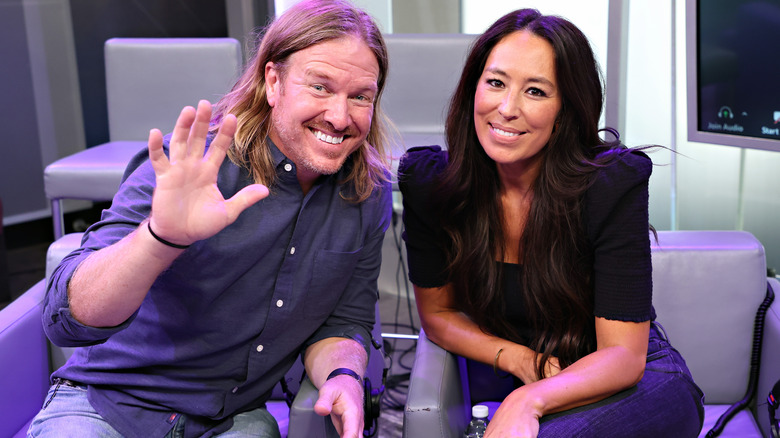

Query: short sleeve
586 150 655 322
397 146 450 288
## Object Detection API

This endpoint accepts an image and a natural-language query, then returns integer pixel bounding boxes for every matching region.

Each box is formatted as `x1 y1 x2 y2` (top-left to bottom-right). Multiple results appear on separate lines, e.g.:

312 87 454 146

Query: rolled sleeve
42 147 156 346
43 249 137 346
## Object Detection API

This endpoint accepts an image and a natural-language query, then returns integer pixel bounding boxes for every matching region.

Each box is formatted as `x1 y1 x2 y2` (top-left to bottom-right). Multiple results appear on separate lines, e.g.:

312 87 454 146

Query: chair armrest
288 376 337 438
757 277 780 438
404 329 469 438
0 280 49 438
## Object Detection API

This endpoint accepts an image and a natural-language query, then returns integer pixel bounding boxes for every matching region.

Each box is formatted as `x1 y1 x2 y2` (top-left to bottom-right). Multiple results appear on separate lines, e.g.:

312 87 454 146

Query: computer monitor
686 0 780 152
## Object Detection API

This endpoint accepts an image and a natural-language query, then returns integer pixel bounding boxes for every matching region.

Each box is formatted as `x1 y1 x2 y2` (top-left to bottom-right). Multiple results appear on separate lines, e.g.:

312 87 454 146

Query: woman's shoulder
398 145 449 189
585 148 653 234
590 148 652 191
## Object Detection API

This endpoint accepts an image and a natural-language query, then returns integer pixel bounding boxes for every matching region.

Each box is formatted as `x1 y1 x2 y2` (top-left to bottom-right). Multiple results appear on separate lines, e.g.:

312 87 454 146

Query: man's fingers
186 100 213 158
168 106 197 162
314 392 334 416
205 114 237 166
337 409 363 438
148 128 168 173
225 185 270 222
313 384 365 438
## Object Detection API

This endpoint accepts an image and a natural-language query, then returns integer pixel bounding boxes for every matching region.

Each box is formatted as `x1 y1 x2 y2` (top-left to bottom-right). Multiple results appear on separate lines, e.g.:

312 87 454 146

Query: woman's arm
485 317 649 437
415 284 559 384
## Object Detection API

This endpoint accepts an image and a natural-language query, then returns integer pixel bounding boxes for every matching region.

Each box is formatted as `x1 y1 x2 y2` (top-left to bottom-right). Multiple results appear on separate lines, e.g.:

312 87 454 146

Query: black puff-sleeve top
398 146 655 324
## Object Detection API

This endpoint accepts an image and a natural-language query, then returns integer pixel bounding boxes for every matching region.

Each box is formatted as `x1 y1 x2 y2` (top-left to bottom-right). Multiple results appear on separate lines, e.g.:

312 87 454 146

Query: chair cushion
0 280 49 438
699 405 762 437
12 419 33 438
43 141 146 200
46 233 85 283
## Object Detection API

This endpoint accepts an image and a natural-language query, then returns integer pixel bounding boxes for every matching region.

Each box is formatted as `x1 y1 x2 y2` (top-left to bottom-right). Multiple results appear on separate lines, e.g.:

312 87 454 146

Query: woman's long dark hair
437 9 631 379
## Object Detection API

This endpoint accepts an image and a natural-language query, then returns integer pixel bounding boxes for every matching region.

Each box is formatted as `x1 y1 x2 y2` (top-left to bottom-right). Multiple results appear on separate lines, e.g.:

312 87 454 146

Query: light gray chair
1 232 387 438
44 38 242 239
404 231 780 438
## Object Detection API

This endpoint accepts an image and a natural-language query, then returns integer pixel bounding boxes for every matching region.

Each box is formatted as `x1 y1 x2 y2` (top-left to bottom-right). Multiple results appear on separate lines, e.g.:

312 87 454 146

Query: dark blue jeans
536 322 705 437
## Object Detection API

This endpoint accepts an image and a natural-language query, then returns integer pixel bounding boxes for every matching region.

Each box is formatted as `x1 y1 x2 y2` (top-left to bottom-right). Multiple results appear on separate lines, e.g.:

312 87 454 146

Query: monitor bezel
685 0 780 152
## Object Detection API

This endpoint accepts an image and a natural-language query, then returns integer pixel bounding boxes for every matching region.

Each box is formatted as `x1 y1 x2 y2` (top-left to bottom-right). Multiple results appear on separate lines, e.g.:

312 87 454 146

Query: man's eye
312 84 325 91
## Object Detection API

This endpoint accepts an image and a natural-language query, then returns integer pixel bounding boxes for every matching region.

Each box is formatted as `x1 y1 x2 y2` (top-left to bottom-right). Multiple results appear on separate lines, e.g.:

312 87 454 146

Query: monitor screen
686 0 780 151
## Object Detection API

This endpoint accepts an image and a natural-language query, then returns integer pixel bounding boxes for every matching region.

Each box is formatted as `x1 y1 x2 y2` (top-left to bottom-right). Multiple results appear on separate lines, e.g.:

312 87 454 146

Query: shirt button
284 163 292 172
256 345 264 353
276 299 284 308
290 247 296 255
232 386 238 393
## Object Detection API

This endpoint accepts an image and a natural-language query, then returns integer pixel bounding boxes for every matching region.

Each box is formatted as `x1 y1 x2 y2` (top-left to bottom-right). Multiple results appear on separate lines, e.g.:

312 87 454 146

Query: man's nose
324 96 351 131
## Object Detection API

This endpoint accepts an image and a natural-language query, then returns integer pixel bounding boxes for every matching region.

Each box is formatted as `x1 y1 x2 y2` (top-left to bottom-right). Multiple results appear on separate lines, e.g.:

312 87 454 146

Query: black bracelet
326 368 362 383
147 222 190 249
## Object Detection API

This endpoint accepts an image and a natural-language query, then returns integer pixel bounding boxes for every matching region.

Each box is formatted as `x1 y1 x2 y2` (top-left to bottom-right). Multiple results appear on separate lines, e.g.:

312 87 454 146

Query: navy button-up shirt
43 138 392 437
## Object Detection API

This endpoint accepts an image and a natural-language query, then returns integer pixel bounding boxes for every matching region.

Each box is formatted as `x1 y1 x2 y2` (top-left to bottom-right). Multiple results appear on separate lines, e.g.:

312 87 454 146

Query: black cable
391 215 417 335
376 208 419 417
706 281 775 437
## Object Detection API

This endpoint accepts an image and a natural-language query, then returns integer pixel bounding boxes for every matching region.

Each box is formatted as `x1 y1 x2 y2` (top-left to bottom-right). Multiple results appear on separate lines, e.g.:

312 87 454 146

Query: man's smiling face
265 35 379 187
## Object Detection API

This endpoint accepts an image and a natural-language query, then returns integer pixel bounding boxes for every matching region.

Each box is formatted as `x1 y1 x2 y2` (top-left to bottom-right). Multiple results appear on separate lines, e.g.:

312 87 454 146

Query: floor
0 209 418 438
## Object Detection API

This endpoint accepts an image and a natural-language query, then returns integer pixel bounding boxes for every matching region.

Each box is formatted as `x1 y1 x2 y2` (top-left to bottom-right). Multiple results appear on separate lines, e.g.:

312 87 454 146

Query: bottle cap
472 404 489 418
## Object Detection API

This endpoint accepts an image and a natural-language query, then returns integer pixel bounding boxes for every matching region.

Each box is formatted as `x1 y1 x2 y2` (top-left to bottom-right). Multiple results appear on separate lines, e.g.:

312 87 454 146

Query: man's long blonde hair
211 0 391 202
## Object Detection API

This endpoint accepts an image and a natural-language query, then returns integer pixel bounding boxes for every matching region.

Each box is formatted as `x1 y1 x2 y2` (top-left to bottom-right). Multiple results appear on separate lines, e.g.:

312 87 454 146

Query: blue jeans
27 380 282 438
536 322 705 437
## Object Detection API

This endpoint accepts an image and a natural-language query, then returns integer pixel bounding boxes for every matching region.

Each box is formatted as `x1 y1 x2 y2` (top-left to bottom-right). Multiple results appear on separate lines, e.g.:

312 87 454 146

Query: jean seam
41 381 63 411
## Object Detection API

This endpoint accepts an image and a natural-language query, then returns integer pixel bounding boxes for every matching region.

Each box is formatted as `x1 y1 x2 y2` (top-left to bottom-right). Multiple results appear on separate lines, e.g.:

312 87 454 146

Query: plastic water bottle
464 404 489 438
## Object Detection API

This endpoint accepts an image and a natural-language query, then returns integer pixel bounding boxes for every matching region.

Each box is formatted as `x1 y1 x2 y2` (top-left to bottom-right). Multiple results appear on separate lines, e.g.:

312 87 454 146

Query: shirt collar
267 137 288 169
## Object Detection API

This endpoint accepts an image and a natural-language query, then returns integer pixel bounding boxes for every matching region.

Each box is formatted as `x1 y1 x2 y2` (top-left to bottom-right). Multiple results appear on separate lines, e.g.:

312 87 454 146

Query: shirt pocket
302 247 362 318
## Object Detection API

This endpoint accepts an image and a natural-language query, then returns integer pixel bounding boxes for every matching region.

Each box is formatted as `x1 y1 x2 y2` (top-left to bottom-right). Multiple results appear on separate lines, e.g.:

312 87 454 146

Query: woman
399 8 704 437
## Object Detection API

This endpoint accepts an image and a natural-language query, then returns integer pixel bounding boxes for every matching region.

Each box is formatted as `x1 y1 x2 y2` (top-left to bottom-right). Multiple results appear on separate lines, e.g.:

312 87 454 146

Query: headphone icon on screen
718 106 734 119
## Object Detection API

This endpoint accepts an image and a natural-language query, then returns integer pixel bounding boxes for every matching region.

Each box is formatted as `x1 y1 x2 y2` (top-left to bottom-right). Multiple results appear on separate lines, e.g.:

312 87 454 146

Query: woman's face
473 30 562 174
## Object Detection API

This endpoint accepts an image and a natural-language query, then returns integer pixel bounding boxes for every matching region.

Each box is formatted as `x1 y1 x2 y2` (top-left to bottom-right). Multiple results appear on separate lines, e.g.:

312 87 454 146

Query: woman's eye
527 87 547 97
486 78 504 88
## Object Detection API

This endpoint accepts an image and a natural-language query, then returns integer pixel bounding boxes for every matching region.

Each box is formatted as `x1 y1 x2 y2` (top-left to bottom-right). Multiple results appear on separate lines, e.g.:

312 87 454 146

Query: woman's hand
484 387 544 438
500 346 561 384
541 356 561 380
147 100 269 247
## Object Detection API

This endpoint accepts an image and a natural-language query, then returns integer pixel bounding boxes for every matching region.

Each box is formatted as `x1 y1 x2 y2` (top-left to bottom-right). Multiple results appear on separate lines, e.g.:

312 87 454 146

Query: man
30 1 392 437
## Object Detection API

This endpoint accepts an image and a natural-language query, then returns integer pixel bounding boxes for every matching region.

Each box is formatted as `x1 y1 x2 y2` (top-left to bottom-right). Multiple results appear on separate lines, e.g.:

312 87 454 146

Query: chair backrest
381 33 475 155
651 230 767 404
104 38 242 141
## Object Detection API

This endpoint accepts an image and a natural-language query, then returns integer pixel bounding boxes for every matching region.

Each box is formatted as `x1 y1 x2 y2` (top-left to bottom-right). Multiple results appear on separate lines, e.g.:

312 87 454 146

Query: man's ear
265 62 279 107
